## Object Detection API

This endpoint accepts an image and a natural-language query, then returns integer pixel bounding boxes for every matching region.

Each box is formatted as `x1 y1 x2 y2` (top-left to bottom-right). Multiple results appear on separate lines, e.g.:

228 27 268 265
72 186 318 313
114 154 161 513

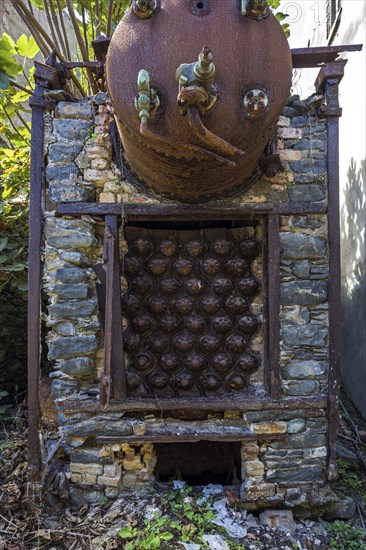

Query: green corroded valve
176 46 217 116
175 47 244 159
241 0 269 19
132 0 160 19
134 69 160 122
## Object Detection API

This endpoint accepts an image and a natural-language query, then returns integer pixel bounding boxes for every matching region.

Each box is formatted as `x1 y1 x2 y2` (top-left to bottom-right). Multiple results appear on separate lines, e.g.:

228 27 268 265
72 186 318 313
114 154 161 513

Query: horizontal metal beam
291 44 362 68
58 396 328 413
56 202 327 219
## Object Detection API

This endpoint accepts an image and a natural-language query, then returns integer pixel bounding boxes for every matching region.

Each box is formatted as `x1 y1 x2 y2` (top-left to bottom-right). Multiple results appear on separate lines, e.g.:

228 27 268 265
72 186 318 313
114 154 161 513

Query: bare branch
42 0 61 53
9 80 33 95
55 0 72 61
106 0 113 37
16 111 31 134
47 0 68 59
65 0 98 93
3 105 30 146
95 0 100 38
12 0 87 97
10 0 49 57
81 7 89 56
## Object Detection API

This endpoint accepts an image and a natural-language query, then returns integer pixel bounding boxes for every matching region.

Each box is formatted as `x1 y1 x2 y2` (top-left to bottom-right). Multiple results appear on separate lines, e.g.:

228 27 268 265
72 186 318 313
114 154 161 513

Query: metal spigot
193 46 215 85
132 0 160 19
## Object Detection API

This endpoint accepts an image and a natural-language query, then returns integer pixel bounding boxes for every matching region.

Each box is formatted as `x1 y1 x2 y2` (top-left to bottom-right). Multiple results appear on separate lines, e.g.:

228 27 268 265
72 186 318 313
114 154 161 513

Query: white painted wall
282 0 366 416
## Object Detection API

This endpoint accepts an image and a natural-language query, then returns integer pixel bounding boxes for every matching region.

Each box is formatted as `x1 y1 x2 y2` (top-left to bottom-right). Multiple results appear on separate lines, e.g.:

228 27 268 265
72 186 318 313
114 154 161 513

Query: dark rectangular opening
154 442 241 486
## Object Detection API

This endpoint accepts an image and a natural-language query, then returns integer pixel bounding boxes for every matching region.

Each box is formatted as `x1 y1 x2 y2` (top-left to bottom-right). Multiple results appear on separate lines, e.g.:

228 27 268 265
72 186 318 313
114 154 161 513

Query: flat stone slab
94 420 288 444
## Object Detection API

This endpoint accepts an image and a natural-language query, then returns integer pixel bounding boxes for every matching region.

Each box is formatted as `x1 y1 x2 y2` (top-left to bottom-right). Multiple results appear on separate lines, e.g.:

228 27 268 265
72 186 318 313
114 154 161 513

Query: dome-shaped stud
212 277 234 296
126 370 142 390
160 314 179 333
159 240 179 257
226 334 247 353
185 314 205 333
186 278 205 296
148 372 169 389
211 353 233 373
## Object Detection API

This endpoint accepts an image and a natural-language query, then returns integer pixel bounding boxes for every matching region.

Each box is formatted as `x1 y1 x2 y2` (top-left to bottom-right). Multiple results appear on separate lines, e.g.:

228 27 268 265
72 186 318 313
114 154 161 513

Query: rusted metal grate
122 223 262 399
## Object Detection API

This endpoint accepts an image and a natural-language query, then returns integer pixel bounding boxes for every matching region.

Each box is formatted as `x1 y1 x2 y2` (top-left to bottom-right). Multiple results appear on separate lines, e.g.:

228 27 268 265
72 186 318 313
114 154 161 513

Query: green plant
337 459 366 502
117 485 241 549
327 520 366 550
118 517 174 550
268 0 290 36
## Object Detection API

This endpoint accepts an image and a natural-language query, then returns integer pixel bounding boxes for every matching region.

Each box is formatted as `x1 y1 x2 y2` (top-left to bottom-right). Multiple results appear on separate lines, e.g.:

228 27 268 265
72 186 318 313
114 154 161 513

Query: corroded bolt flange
243 89 269 117
132 0 160 19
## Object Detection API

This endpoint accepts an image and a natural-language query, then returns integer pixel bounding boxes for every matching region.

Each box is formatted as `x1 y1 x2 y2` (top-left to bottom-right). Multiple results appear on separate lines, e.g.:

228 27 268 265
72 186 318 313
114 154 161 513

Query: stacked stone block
44 215 100 396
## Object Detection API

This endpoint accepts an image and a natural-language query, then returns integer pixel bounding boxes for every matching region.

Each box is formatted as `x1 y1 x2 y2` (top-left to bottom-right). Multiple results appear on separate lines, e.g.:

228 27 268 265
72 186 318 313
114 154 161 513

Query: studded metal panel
122 225 262 399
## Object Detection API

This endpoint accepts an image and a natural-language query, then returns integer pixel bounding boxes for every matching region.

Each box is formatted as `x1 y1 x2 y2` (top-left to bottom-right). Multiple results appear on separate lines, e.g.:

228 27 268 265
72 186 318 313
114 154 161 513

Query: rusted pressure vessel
106 0 293 203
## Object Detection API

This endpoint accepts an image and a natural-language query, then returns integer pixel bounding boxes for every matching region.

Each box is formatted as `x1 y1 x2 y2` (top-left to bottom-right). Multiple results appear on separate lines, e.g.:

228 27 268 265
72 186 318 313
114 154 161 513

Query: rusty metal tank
106 0 293 203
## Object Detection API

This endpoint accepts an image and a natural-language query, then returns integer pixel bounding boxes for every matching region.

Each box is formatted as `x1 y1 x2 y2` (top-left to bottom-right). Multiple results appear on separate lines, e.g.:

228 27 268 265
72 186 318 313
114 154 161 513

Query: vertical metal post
316 61 346 480
100 224 114 406
100 216 125 405
267 213 282 399
106 215 125 401
27 82 47 483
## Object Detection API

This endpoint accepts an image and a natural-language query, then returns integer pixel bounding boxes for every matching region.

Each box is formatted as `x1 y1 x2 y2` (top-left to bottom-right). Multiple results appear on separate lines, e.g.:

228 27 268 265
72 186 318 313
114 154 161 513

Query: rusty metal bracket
92 36 111 62
187 105 244 159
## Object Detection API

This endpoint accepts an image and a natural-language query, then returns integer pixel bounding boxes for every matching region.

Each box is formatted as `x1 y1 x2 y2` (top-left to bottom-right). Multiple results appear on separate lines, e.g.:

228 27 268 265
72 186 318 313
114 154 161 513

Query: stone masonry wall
42 93 334 509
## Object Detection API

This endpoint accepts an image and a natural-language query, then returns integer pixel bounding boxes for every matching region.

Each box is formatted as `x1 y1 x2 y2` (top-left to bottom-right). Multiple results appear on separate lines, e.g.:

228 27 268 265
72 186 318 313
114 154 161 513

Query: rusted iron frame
105 215 125 401
56 202 327 218
100 218 125 404
266 213 282 399
291 44 362 68
62 60 103 71
315 61 346 481
27 81 49 483
59 395 328 413
100 224 114 406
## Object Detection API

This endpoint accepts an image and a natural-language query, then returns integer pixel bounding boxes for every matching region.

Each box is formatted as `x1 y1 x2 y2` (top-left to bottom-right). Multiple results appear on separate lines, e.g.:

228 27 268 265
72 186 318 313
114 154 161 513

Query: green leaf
30 0 46 9
160 532 174 541
275 12 289 21
118 527 135 539
268 0 281 9
0 34 16 54
0 54 22 76
17 35 40 59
